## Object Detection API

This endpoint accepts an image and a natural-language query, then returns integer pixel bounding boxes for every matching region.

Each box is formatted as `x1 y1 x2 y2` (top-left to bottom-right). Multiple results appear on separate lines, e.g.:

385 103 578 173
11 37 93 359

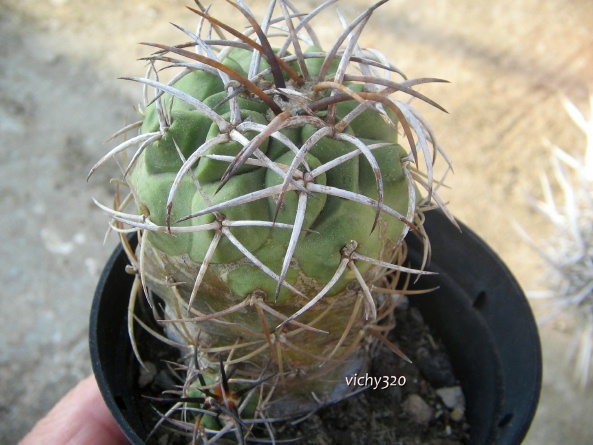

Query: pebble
416 347 457 387
451 407 465 422
436 386 464 409
436 386 466 422
403 394 434 425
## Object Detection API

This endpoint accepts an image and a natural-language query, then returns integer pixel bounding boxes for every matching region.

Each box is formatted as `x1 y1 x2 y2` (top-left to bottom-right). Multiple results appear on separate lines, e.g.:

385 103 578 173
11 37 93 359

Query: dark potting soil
273 305 470 444
134 301 470 445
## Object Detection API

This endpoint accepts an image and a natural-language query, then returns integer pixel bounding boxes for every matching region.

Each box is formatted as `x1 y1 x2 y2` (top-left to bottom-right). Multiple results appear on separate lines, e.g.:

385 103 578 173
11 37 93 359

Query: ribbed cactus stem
91 0 453 441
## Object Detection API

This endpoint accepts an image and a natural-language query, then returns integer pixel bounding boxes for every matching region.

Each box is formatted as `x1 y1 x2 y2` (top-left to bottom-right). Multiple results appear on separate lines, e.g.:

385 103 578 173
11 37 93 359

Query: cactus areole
91 0 452 442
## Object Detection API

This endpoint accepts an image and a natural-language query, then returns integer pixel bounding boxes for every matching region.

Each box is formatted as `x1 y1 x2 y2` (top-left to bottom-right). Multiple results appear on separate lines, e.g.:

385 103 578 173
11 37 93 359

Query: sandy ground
1 0 593 443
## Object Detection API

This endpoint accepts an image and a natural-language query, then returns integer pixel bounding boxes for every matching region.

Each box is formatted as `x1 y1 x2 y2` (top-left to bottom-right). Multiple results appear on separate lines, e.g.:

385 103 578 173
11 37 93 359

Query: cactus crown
91 0 453 442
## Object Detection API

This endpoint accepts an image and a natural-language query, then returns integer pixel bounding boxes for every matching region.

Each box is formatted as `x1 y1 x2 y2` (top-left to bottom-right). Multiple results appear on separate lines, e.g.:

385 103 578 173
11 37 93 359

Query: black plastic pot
90 210 541 445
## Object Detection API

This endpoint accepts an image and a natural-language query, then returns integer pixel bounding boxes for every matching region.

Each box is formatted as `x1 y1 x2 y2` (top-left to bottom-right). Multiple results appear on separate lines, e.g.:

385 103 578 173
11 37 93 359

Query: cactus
523 95 593 388
91 0 452 442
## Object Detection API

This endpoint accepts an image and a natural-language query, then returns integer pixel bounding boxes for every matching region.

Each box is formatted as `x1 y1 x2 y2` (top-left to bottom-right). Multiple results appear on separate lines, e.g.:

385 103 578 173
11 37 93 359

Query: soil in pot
273 303 471 444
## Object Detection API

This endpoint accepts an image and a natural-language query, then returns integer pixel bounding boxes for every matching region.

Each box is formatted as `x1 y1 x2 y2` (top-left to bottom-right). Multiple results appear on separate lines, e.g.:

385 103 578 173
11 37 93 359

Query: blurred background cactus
524 95 593 388
91 0 451 441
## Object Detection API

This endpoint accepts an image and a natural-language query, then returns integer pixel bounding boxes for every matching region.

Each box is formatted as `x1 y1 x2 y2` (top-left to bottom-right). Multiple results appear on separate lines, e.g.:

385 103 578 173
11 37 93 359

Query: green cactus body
93 1 451 441
133 47 410 297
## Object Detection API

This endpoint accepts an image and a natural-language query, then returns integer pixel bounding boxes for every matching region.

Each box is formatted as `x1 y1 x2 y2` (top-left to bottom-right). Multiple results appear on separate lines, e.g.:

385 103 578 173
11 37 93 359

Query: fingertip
19 375 128 445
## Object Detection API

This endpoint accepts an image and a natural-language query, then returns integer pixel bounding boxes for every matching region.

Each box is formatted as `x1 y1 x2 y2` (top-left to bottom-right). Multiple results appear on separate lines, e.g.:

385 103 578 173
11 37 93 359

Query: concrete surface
1 0 592 443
